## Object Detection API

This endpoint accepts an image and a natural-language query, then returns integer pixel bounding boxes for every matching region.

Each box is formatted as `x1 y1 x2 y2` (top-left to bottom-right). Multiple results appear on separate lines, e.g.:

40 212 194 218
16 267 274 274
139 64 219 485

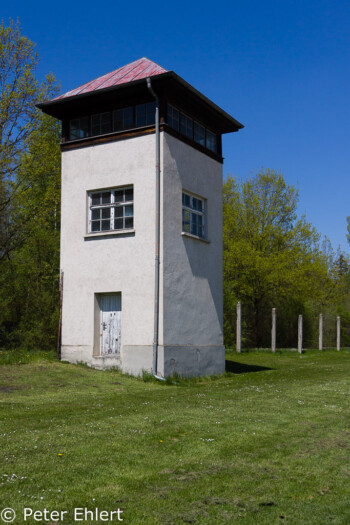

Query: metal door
100 294 121 355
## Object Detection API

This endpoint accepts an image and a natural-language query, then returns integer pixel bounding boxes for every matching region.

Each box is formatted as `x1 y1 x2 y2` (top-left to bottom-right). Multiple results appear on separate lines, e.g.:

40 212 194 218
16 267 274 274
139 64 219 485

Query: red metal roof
53 58 167 101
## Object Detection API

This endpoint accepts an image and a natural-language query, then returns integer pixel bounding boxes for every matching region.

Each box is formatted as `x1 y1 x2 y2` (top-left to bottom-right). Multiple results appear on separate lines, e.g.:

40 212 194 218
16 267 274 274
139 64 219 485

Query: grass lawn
0 349 349 524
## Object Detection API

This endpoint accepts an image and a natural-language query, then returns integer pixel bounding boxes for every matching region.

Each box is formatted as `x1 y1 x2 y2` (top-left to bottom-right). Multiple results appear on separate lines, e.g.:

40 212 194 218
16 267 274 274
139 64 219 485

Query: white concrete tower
39 58 243 377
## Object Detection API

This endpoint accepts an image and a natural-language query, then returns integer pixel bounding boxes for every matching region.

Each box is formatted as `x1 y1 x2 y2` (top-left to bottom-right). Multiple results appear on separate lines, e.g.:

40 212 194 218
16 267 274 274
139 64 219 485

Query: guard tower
39 58 243 377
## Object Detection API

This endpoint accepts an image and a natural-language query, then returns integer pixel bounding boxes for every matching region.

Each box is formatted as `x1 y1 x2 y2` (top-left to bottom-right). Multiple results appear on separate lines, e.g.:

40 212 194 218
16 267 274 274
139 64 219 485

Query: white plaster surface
162 133 224 347
60 131 225 376
61 135 157 368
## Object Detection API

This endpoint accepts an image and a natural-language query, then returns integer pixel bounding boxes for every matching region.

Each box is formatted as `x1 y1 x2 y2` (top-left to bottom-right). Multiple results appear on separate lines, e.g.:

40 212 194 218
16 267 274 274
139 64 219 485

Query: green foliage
0 348 56 364
0 18 57 259
223 169 334 347
0 112 61 349
0 20 60 351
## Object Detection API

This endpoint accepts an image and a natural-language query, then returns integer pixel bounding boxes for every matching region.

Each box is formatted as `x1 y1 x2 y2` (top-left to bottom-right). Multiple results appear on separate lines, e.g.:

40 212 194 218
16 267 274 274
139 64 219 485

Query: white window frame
182 191 206 239
88 186 134 234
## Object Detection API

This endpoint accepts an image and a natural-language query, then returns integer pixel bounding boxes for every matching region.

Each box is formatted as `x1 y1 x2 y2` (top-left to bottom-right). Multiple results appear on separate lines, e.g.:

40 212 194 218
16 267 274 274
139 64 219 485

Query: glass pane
167 106 179 130
101 192 111 204
183 209 190 221
115 190 124 203
197 199 203 212
180 114 187 136
91 209 100 220
102 208 110 219
80 117 89 138
182 209 190 232
91 221 100 232
146 102 156 125
91 193 100 206
125 188 133 201
136 104 146 127
192 198 198 210
113 109 123 131
114 218 123 230
91 114 100 136
125 205 133 217
125 217 133 229
206 130 217 152
194 122 205 146
114 206 123 218
183 193 190 208
186 117 193 139
101 219 110 231
124 107 133 128
70 120 79 140
101 112 111 134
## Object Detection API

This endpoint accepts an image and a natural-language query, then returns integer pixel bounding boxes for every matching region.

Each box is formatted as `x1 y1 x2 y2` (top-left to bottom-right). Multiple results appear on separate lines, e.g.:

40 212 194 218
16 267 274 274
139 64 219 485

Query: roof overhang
38 71 244 134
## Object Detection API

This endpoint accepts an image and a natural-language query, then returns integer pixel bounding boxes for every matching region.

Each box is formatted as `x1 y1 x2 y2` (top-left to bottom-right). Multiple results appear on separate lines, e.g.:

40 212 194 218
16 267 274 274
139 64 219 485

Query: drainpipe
147 77 165 382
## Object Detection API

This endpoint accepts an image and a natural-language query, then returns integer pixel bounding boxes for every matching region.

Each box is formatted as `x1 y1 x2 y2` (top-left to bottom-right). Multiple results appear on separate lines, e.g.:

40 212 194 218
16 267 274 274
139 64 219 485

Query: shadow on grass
225 360 274 374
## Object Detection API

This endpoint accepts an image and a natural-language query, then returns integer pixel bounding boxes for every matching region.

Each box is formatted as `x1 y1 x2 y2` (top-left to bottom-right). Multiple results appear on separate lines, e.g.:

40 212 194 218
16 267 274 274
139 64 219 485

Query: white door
100 294 121 356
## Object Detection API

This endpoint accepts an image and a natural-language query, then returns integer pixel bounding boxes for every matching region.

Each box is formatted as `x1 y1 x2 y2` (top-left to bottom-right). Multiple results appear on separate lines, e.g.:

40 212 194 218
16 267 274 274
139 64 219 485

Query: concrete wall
60 131 224 376
160 133 225 376
60 134 157 369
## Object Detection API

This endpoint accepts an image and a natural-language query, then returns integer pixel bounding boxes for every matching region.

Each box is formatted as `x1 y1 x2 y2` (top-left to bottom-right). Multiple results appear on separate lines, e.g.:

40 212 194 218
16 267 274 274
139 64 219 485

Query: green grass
0 349 349 524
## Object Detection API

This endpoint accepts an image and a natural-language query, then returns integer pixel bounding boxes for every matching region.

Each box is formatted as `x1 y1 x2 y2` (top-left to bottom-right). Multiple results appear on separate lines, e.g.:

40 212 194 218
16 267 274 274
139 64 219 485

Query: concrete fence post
271 308 276 353
319 313 323 351
337 316 341 351
298 314 303 354
236 302 242 354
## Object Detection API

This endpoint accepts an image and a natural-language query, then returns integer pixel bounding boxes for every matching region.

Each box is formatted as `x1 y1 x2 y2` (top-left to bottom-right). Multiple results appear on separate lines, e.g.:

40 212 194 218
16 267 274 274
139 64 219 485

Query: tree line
0 20 349 351
223 171 350 348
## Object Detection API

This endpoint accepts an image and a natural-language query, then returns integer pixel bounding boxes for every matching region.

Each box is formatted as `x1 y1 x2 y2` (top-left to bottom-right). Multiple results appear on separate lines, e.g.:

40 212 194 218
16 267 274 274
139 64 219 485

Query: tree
0 18 57 259
223 169 331 347
0 112 61 349
347 216 350 246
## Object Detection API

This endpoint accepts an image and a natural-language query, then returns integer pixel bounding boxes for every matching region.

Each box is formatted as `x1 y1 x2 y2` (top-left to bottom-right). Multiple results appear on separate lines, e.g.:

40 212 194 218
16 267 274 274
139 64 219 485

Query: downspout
147 77 165 382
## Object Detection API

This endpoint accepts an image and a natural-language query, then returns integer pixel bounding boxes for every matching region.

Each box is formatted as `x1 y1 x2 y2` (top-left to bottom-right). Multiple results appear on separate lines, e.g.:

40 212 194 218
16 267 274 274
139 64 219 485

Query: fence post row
234 305 342 352
236 301 242 354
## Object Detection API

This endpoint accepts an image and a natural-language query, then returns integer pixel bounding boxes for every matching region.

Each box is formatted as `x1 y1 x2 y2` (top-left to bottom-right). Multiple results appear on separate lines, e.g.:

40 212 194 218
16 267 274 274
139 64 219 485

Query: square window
89 186 134 234
69 117 89 140
182 191 205 239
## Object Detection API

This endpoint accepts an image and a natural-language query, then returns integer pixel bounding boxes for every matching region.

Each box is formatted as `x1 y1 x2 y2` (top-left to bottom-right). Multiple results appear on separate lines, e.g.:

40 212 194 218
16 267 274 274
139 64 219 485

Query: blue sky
5 0 350 251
